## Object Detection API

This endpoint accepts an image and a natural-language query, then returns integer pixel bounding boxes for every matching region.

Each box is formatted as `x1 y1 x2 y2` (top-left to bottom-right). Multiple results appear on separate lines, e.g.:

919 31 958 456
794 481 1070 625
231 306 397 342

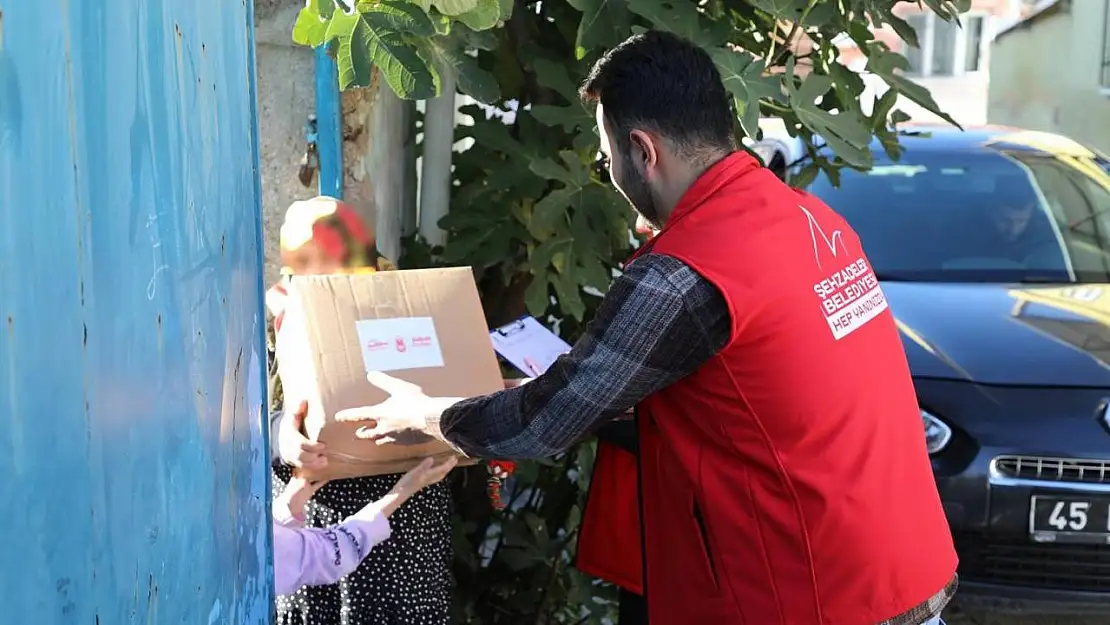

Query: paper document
489 316 572 376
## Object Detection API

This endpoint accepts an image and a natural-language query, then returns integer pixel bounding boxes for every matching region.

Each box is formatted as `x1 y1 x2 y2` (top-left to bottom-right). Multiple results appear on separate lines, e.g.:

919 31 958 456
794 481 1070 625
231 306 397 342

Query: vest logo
799 204 848 270
801 204 889 340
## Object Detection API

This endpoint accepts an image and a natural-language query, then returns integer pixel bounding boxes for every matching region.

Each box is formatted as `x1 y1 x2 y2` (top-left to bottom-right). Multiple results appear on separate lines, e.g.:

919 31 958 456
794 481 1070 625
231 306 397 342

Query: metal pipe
314 46 343 198
369 82 407 261
401 100 419 238
418 69 457 247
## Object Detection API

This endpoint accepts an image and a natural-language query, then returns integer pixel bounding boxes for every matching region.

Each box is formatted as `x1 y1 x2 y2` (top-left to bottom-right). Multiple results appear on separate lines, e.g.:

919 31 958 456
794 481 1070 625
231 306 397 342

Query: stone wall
254 0 316 285
342 85 377 243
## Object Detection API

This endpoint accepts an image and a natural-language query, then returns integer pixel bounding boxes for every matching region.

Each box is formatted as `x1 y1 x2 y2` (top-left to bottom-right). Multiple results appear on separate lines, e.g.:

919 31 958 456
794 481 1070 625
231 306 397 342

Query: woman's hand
275 470 329 520
393 456 459 496
278 400 328 471
355 456 459 519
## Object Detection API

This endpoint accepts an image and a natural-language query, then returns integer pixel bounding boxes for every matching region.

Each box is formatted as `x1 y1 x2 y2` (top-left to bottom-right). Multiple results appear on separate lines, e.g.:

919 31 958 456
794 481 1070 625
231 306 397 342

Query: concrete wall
0 0 271 622
988 3 1110 153
254 1 317 284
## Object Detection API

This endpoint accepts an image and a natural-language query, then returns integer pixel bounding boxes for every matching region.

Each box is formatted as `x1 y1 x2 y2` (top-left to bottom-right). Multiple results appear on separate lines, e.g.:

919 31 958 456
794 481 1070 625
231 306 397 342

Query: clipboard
489 316 572 376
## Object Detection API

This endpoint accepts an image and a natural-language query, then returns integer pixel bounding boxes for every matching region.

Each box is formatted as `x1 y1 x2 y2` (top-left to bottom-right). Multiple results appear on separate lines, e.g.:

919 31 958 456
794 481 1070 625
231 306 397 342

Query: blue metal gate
0 1 272 623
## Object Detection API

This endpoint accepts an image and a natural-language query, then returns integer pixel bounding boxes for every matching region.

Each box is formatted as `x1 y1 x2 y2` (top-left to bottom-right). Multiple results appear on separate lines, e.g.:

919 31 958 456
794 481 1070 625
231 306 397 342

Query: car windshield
805 145 1110 283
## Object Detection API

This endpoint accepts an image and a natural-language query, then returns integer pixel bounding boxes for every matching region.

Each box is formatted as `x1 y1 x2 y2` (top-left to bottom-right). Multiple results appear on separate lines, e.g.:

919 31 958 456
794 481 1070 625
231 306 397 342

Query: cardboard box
275 267 503 480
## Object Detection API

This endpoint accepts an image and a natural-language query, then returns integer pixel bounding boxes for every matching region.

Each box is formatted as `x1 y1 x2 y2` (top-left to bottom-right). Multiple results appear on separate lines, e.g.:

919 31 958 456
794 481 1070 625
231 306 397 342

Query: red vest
577 441 643 594
581 152 957 624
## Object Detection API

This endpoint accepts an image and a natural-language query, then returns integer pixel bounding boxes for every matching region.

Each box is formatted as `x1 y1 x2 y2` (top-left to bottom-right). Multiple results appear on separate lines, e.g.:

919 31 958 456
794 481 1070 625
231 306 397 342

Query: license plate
1029 495 1110 544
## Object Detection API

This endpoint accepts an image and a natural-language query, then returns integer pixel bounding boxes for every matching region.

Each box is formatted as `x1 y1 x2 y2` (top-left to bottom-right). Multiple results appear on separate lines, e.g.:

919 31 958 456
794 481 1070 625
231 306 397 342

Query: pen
523 356 541 376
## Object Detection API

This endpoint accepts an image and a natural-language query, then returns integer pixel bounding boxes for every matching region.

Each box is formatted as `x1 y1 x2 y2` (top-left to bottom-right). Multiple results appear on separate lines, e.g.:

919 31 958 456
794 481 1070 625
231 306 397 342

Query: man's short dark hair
579 31 736 160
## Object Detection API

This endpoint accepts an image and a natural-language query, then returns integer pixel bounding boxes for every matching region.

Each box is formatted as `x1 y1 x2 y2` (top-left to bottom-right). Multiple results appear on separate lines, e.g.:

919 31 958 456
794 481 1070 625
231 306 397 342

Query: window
905 14 926 74
803 146 1110 284
1007 153 1110 256
1102 0 1110 88
965 16 985 72
931 17 958 75
902 12 988 77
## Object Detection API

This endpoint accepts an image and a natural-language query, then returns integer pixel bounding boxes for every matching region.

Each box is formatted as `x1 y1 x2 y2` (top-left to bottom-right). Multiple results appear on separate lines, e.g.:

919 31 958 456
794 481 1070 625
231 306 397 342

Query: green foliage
295 0 969 621
293 0 508 98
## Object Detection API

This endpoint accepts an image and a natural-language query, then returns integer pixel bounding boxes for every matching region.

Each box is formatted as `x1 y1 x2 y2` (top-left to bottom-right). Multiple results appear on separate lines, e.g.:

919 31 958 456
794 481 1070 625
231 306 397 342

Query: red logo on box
395 337 407 352
412 336 433 348
366 339 389 351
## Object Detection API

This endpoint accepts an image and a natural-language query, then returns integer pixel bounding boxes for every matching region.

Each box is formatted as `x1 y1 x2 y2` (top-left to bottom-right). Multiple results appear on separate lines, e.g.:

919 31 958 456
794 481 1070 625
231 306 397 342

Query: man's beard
616 163 664 230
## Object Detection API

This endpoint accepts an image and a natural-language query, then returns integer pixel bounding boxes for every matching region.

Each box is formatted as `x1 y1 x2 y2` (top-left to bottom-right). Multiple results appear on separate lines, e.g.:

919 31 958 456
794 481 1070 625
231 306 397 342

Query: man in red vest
340 30 957 625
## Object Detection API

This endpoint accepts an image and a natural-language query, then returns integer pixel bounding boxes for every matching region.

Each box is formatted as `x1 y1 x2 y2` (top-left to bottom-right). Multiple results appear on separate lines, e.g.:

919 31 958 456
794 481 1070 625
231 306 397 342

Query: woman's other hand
278 400 328 471
393 456 458 496
356 456 459 519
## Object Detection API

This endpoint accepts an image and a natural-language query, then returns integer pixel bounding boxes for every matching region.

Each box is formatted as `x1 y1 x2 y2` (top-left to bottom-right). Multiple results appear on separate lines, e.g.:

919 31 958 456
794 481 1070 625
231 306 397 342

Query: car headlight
922 409 952 455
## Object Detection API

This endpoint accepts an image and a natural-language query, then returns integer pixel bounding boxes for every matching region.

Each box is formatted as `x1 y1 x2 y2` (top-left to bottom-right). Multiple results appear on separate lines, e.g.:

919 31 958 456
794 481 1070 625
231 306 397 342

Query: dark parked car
786 126 1110 613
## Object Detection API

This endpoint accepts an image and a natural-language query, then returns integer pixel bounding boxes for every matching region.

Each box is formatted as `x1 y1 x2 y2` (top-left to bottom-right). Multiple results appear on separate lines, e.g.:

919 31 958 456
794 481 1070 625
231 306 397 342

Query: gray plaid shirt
428 252 954 624
429 253 729 457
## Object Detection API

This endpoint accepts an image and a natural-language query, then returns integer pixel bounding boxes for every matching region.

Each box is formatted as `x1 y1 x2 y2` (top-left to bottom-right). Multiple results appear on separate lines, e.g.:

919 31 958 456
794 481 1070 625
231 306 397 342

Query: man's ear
628 129 659 171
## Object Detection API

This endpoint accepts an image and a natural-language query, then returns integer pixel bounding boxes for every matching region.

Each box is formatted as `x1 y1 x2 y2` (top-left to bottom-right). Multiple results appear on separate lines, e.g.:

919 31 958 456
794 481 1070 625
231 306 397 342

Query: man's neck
657 150 735 225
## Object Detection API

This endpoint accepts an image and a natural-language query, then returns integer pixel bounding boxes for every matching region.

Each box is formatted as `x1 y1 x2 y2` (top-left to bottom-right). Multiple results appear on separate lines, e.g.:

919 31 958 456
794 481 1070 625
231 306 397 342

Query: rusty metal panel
0 0 272 623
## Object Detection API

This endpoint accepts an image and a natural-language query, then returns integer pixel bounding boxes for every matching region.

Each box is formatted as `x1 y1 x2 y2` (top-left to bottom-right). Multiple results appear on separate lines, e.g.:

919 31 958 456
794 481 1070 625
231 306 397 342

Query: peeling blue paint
0 1 272 623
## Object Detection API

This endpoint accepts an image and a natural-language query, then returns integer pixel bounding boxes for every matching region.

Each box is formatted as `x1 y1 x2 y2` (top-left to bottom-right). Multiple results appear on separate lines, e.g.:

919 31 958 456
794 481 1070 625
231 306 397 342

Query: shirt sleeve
427 253 731 459
272 497 303 528
272 512 392 597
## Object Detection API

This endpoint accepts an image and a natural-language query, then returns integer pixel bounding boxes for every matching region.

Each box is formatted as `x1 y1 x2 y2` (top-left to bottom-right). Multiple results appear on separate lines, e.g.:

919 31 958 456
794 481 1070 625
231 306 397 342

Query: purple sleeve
272 513 392 596
272 498 302 528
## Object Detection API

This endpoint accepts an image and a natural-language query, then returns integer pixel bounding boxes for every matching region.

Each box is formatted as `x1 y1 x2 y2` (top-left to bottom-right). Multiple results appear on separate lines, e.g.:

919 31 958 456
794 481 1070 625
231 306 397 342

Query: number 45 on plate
1030 495 1110 544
